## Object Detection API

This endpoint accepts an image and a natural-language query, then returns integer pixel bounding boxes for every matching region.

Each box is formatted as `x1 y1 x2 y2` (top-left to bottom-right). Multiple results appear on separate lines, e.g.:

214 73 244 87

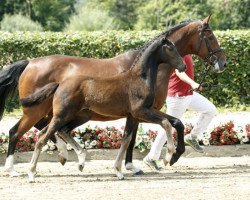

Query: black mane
131 20 194 68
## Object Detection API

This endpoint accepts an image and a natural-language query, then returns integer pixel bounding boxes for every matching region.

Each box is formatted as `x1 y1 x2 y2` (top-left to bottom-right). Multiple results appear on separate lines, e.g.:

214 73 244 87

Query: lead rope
190 63 211 92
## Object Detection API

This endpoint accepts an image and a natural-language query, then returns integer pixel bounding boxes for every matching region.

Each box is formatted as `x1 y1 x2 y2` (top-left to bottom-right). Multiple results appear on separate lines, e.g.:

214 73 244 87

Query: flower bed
0 121 249 153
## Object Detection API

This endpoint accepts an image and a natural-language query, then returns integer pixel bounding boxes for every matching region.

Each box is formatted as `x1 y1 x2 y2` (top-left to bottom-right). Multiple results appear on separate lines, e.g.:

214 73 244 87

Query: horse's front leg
114 115 138 180
132 109 176 166
124 120 144 175
166 115 185 166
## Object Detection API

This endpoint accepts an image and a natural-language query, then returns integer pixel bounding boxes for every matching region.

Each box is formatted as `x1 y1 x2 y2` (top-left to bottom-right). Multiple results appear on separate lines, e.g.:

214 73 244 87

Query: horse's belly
88 104 128 118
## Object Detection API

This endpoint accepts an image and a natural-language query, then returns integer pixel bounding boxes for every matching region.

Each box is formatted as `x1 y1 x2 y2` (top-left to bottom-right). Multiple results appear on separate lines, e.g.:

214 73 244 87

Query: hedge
0 30 249 111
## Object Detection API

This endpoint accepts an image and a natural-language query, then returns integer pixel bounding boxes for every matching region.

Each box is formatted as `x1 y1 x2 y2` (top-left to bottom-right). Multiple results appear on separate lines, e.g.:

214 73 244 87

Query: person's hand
191 82 203 91
191 82 202 91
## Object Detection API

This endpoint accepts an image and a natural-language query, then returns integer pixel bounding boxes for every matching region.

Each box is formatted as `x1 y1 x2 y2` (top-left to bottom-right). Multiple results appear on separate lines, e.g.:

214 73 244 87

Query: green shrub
194 30 250 108
0 30 249 111
0 14 43 32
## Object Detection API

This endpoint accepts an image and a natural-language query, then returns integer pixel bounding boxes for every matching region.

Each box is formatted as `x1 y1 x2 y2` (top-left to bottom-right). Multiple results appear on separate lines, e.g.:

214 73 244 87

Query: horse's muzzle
214 60 226 73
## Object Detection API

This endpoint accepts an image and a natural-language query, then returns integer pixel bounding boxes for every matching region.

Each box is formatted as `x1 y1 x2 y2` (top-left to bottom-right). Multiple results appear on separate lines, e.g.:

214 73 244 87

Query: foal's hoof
170 159 176 166
134 170 145 176
58 156 67 166
170 153 180 166
78 164 84 172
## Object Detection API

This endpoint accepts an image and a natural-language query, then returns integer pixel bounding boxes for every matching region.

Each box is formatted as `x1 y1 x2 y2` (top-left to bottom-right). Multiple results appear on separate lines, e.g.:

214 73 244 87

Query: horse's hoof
28 171 36 183
78 164 84 172
134 170 145 176
163 159 169 166
9 170 20 177
58 156 67 166
170 159 175 166
117 174 125 180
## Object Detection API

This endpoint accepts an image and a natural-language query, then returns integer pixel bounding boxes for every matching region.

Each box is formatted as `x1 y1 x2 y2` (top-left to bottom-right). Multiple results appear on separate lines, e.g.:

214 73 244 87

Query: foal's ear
202 14 212 25
162 39 174 50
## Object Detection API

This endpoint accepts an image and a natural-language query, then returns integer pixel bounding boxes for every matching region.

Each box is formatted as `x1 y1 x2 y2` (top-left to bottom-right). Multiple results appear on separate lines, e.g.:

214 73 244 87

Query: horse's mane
131 19 194 68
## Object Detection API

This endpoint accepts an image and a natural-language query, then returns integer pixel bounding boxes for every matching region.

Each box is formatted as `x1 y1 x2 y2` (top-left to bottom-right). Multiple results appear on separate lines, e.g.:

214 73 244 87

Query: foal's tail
0 60 29 120
20 82 59 107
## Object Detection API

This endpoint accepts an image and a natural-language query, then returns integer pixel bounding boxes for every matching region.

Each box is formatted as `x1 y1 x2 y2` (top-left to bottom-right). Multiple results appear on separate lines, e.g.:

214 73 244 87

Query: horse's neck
168 24 197 56
132 50 160 91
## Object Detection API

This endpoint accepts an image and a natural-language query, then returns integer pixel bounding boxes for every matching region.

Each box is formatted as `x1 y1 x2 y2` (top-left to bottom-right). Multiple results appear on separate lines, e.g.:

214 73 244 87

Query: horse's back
18 52 137 98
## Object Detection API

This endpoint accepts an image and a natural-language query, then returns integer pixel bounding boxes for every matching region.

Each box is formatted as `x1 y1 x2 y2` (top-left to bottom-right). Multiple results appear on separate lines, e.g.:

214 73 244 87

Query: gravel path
0 156 250 200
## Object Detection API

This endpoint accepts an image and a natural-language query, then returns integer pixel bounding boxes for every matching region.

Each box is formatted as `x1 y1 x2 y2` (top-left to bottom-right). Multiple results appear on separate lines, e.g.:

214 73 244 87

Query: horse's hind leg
114 115 138 180
133 109 176 166
57 131 87 171
5 111 47 177
28 117 63 182
166 115 185 166
56 110 92 171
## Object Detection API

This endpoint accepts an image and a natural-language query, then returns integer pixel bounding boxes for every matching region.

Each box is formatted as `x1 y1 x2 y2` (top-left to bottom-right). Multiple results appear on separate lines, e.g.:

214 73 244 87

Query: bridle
197 22 224 65
192 21 224 92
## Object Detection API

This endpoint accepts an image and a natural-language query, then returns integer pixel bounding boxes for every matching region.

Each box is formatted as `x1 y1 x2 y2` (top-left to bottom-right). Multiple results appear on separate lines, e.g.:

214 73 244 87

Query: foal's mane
131 20 194 68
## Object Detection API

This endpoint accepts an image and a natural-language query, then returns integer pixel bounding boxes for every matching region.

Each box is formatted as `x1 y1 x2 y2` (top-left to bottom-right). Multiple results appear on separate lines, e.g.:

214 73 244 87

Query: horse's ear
202 14 212 25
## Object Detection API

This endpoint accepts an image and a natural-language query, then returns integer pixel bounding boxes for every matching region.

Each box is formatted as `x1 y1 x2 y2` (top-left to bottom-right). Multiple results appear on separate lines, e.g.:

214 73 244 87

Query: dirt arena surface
1 156 250 200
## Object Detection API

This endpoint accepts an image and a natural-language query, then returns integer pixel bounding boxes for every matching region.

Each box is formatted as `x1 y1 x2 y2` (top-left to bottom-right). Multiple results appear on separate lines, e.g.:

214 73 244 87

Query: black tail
20 82 59 107
0 60 29 120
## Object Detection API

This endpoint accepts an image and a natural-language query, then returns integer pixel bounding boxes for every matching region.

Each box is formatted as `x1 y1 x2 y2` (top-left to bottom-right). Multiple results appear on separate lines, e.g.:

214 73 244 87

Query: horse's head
191 15 227 72
161 38 186 72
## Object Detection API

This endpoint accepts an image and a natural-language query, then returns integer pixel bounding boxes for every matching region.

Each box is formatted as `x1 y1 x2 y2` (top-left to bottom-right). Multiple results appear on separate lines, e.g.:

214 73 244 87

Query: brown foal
23 38 186 181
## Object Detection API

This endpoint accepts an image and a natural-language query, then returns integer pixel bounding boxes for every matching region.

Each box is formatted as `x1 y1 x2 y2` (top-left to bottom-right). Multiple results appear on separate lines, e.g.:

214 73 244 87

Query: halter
197 22 224 65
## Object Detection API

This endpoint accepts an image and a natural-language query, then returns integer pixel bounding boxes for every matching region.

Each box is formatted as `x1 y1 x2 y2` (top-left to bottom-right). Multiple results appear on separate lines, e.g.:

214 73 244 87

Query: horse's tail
20 82 59 107
0 60 29 120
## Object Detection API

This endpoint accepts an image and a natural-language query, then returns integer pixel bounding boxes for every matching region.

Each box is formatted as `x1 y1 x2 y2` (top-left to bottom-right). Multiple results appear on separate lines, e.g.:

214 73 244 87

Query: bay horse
0 15 226 177
23 38 186 182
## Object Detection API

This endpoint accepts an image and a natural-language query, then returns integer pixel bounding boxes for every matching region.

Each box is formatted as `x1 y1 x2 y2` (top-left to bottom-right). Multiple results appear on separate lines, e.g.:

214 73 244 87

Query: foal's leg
114 115 138 180
166 115 185 166
133 109 176 165
125 114 185 167
124 120 145 175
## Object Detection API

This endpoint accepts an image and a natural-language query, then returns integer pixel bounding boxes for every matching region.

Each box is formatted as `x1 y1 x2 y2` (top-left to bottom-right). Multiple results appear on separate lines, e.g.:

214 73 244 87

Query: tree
1 13 43 32
64 6 118 31
0 0 76 31
31 0 76 31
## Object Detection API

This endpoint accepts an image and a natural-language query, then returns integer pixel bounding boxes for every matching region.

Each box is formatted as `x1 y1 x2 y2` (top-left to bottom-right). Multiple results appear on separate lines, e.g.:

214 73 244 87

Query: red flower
16 142 22 149
96 141 102 148
115 141 121 149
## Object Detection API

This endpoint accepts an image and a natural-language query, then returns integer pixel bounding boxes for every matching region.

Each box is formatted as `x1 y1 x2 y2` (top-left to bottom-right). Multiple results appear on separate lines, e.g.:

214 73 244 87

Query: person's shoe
184 135 204 153
143 156 163 171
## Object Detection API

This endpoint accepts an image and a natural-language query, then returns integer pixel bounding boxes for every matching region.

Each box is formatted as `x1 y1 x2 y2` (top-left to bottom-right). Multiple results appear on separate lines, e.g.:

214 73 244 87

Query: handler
144 54 217 171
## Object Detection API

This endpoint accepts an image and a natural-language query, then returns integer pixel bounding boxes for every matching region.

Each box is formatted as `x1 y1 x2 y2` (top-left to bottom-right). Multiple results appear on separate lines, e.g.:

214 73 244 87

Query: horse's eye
166 45 173 51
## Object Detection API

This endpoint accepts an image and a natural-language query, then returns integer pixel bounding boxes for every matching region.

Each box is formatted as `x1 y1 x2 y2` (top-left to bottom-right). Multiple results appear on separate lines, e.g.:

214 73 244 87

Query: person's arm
175 69 202 90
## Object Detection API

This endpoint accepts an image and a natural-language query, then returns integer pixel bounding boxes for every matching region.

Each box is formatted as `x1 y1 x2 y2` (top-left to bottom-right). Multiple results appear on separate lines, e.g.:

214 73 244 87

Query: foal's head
159 38 186 72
